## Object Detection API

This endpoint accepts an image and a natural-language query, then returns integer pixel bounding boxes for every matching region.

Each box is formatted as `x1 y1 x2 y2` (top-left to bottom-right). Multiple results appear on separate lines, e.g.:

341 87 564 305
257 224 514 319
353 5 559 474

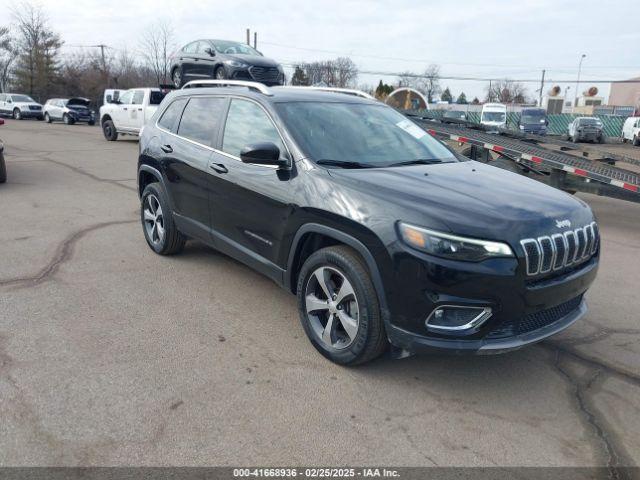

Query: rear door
159 95 227 241
206 97 293 271
124 90 145 131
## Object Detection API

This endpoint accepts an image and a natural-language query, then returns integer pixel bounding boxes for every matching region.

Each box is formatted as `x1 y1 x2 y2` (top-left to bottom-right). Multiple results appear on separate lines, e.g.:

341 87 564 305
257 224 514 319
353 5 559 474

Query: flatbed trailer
406 113 640 204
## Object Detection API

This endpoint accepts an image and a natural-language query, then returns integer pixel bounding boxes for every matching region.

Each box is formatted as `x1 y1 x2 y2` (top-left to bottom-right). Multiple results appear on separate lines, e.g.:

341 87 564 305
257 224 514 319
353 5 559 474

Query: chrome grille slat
522 223 599 277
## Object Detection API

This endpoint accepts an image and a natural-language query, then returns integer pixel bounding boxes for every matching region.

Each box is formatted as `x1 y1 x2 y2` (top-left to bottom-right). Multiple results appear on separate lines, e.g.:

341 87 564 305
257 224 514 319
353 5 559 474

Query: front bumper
20 109 43 118
383 243 598 355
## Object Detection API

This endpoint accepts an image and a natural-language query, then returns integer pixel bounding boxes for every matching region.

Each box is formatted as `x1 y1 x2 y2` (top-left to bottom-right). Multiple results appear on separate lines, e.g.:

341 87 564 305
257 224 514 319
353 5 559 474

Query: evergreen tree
440 87 453 103
290 65 310 86
456 92 468 104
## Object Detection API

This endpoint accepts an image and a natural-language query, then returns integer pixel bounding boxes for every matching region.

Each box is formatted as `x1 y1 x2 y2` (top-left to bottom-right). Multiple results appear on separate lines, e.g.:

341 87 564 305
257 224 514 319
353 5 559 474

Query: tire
214 66 226 80
634 136 640 147
172 68 182 88
63 113 74 125
88 120 95 126
140 182 185 255
102 119 118 141
13 109 21 120
571 135 579 143
296 245 387 365
0 151 6 184
45 113 52 123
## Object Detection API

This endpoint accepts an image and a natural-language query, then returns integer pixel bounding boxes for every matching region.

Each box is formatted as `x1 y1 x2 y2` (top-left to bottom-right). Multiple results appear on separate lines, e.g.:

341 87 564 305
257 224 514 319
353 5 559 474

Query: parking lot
1 120 639 468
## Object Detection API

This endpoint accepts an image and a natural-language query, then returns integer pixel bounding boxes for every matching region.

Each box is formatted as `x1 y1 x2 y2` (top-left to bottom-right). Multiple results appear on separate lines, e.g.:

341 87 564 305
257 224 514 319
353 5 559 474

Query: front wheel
102 119 118 141
63 113 75 125
88 120 95 126
571 135 579 143
296 246 387 365
215 66 227 80
13 109 21 120
44 113 52 123
634 136 640 147
140 182 185 255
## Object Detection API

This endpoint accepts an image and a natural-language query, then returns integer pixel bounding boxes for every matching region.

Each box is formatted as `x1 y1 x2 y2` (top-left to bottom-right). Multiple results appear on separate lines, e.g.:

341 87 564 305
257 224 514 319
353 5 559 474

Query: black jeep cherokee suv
137 83 599 365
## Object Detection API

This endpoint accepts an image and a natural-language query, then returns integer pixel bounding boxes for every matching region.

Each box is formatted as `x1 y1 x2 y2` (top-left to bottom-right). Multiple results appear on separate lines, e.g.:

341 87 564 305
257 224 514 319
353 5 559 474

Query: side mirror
240 142 289 168
204 47 216 57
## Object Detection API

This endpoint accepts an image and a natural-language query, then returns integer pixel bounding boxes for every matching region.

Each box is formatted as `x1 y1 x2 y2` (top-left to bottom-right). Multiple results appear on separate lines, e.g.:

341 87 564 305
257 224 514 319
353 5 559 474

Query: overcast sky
2 0 638 101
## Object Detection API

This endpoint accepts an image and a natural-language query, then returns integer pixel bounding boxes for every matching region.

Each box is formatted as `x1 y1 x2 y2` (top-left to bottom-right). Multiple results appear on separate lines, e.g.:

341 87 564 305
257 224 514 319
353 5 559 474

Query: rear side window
149 91 166 105
158 98 188 133
132 90 145 105
177 96 226 146
222 99 285 158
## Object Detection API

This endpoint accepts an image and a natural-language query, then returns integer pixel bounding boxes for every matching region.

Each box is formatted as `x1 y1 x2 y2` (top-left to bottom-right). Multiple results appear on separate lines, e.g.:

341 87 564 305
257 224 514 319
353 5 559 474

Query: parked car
480 103 507 131
621 116 640 146
169 39 285 88
99 88 167 141
568 117 604 143
137 82 599 365
518 108 548 135
0 118 5 183
0 93 44 120
443 110 467 121
43 98 96 125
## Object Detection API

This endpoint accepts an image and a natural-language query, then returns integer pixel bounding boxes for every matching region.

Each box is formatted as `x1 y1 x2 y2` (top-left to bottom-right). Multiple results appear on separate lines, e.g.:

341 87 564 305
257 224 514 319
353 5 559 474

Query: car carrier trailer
406 113 640 204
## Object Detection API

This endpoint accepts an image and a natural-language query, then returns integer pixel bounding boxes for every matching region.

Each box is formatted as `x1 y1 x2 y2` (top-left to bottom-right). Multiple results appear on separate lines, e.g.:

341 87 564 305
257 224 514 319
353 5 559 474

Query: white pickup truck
99 88 168 141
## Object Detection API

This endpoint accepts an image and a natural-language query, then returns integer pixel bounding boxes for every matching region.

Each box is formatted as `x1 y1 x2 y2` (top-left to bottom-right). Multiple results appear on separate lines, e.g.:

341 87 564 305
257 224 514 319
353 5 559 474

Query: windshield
12 95 35 103
213 40 261 56
444 111 466 119
521 113 546 124
579 118 601 126
276 102 457 167
482 111 506 123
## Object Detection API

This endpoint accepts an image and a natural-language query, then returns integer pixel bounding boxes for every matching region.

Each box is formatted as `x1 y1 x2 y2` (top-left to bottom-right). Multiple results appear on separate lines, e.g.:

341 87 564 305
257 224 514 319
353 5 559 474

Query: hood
67 97 90 107
225 54 279 68
326 161 594 243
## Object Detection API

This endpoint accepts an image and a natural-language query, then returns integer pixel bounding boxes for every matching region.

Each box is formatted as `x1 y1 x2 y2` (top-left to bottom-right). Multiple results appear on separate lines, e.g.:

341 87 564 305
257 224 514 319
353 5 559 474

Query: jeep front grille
521 222 599 276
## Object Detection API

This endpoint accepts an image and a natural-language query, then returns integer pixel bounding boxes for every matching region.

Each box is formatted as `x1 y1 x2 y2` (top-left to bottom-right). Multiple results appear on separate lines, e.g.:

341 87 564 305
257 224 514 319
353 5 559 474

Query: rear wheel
296 246 387 365
172 68 182 88
0 151 6 183
141 182 185 255
102 119 118 141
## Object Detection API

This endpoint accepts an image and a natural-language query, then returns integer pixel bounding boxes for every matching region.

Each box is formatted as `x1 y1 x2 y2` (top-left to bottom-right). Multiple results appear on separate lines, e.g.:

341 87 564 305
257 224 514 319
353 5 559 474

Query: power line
264 41 640 70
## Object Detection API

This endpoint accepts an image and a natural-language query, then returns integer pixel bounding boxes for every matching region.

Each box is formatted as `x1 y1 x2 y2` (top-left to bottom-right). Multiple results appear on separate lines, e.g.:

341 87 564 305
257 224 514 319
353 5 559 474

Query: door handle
123 107 128 111
137 108 142 111
161 144 173 153
209 163 228 174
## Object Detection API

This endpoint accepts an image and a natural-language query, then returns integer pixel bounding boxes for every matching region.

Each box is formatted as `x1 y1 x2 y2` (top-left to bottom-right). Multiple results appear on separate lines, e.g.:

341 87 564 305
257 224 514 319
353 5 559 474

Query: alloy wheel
305 266 360 350
215 68 226 79
173 69 181 87
143 194 165 246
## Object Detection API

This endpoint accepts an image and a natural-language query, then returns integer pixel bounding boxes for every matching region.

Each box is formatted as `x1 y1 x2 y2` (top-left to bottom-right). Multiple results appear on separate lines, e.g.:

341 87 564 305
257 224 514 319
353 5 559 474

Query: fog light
426 306 492 332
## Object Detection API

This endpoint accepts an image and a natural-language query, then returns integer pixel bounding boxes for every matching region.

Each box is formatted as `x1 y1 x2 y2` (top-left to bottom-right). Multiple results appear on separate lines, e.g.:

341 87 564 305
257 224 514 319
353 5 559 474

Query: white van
621 116 640 146
480 103 507 131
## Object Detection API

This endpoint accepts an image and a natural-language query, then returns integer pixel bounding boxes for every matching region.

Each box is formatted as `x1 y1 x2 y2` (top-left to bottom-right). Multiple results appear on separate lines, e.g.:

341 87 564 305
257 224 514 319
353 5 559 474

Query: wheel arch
285 223 391 320
138 164 167 199
100 114 113 125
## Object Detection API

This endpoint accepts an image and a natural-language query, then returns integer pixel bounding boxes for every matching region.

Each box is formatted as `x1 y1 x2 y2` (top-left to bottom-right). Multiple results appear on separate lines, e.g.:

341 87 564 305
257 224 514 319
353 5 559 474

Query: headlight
519 125 525 130
398 222 514 261
277 64 284 73
224 59 249 68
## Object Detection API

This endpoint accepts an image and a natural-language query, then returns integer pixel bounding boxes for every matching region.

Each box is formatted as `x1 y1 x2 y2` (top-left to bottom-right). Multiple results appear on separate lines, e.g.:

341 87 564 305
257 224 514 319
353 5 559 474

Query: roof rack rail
276 86 375 100
181 80 273 96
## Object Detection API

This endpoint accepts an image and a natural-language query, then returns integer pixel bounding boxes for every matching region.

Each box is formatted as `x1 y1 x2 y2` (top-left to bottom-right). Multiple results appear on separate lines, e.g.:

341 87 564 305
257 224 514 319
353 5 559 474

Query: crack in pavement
0 220 137 289
41 155 137 192
553 350 626 479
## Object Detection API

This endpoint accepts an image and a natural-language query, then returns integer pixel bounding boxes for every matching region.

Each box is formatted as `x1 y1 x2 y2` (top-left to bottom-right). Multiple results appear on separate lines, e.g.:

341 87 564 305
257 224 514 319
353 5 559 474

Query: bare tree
11 1 63 101
421 64 441 103
139 20 175 86
485 79 529 104
397 71 421 90
0 27 18 92
295 57 358 88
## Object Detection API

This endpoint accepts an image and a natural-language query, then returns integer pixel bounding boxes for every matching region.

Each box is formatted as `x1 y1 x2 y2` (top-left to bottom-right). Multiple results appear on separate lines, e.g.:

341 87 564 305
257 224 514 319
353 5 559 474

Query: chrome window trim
154 94 292 169
521 238 541 276
425 305 493 332
537 235 554 274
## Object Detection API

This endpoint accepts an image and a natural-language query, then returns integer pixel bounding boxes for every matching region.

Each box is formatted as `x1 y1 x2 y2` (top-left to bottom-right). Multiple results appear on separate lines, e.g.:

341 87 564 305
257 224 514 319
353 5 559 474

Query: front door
207 98 293 269
124 90 145 131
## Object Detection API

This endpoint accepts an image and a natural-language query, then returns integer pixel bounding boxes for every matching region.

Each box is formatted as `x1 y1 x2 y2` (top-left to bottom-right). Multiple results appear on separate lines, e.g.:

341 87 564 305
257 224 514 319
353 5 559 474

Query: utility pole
254 32 257 50
246 28 250 46
574 53 586 107
538 69 545 106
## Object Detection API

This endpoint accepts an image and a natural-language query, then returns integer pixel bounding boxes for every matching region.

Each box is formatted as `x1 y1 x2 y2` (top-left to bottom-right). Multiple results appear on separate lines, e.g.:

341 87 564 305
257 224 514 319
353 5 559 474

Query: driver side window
222 99 286 159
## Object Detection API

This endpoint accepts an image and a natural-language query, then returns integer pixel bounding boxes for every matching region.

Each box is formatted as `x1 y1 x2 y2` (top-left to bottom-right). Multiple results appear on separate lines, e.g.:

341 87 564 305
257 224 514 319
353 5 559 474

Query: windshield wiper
388 159 444 167
316 159 375 169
